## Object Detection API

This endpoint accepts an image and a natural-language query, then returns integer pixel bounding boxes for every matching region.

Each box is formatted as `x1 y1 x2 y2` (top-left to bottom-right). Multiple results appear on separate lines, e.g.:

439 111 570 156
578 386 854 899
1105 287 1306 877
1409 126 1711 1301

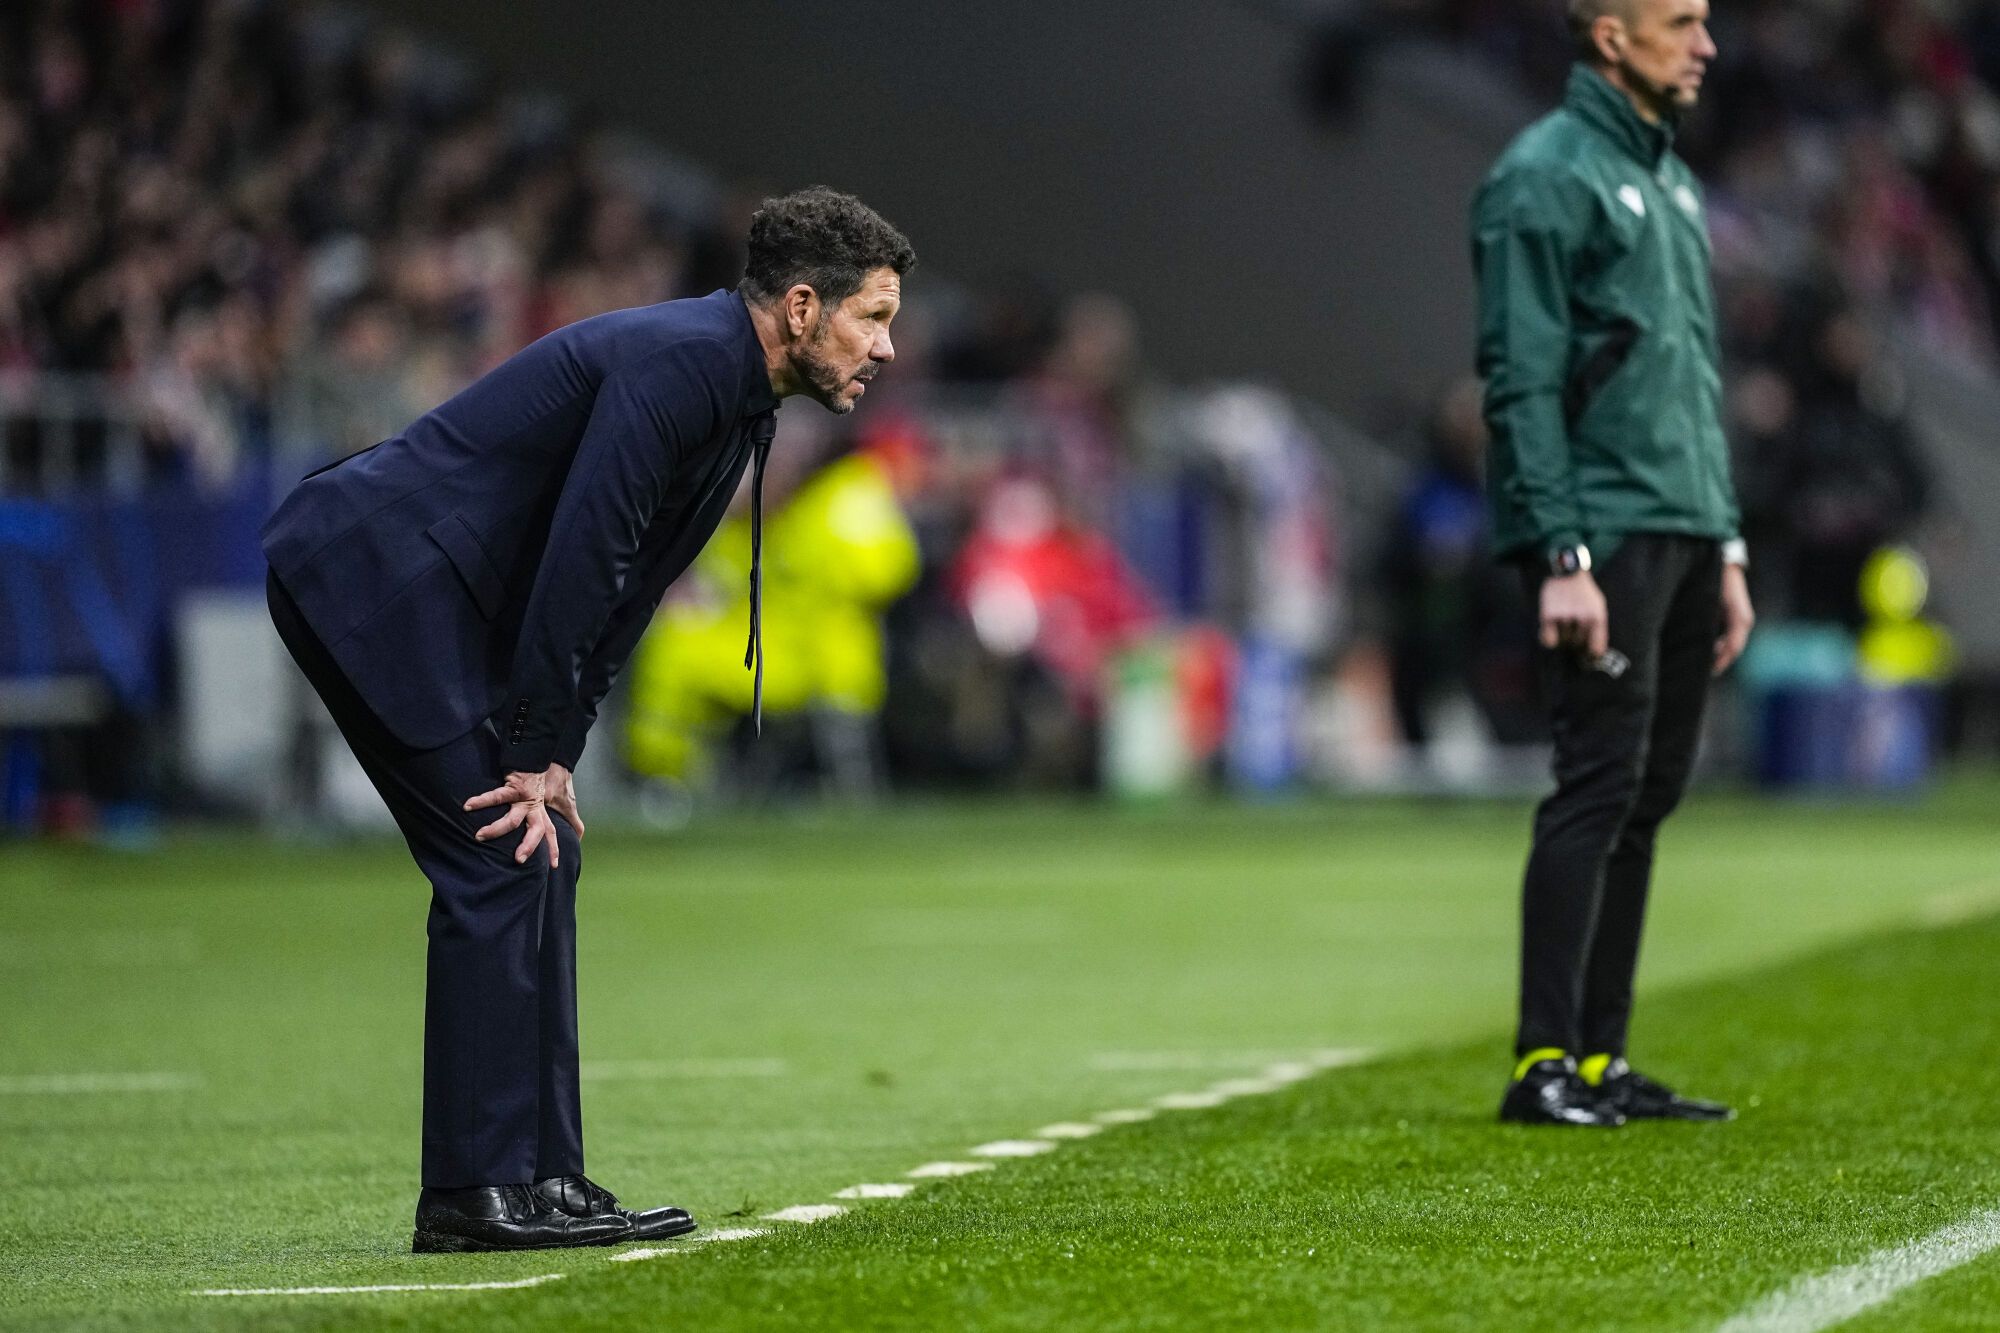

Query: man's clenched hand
1540 570 1610 660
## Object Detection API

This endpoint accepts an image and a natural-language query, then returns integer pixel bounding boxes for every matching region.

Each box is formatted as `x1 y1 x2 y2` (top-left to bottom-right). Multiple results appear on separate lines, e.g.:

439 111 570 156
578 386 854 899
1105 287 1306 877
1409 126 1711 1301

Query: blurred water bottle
1227 636 1301 795
1103 637 1188 799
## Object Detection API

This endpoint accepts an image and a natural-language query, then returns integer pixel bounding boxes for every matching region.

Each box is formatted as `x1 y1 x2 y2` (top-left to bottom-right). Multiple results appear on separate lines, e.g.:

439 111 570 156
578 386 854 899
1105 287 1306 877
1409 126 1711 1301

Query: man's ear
1592 14 1627 63
783 284 820 339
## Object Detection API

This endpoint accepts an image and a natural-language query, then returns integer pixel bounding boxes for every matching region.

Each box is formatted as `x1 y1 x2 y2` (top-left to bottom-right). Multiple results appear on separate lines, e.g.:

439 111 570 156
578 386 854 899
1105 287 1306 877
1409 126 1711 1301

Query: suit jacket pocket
425 513 507 621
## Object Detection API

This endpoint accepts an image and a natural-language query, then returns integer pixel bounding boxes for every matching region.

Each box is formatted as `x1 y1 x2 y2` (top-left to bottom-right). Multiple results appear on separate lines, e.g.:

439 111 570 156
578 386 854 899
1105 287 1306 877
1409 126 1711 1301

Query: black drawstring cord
743 412 777 733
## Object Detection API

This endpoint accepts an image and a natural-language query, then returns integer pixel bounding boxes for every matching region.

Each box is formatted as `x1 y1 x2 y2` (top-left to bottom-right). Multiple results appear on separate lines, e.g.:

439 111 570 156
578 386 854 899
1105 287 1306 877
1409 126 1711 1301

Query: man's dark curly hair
741 186 916 309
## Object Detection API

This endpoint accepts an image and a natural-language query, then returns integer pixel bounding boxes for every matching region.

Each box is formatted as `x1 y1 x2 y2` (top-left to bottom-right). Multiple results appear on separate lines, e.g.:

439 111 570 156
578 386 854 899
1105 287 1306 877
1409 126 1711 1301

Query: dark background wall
365 0 1529 420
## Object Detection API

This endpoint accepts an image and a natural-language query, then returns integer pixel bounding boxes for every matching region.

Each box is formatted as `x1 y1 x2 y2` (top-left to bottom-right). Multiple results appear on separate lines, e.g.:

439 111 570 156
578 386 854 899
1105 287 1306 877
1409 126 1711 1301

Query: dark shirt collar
730 289 780 417
1565 63 1675 170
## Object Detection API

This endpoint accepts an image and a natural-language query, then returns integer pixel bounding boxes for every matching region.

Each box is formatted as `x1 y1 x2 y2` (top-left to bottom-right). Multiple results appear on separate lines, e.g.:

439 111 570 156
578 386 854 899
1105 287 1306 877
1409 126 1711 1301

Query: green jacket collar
1564 64 1674 169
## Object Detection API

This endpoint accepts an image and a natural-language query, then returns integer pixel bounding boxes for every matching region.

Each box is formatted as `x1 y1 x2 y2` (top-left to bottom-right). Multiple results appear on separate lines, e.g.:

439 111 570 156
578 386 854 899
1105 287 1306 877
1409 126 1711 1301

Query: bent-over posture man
263 187 913 1249
1471 0 1754 1126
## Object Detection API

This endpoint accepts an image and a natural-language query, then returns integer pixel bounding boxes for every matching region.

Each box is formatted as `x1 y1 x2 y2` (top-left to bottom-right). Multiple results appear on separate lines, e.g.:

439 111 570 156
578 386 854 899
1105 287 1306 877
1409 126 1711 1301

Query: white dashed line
1716 1206 2000 1333
762 1204 847 1224
1260 1061 1316 1082
907 1161 995 1178
196 1276 563 1296
197 1046 1383 1293
968 1140 1058 1158
0 1072 202 1095
607 1247 685 1262
598 1045 1380 1279
834 1183 915 1199
1093 1107 1157 1125
1154 1090 1230 1110
1036 1122 1103 1139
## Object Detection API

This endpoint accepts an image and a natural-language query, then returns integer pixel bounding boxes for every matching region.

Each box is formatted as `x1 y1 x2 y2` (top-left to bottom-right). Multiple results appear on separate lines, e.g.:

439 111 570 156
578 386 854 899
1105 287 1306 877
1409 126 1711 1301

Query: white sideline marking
1716 1206 2000 1333
0 1072 201 1095
1036 1122 1103 1139
908 1161 994 1178
581 1042 1382 1272
835 1183 915 1199
1093 1108 1157 1125
969 1140 1057 1158
578 1058 785 1082
763 1204 846 1224
196 1276 562 1296
608 1247 685 1262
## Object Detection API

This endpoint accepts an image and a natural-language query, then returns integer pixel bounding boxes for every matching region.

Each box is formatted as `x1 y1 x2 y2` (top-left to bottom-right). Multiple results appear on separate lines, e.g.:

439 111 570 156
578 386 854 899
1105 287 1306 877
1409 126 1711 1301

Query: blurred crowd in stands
0 0 1341 825
1424 0 2000 365
0 0 761 484
1370 0 1962 755
0 0 1983 830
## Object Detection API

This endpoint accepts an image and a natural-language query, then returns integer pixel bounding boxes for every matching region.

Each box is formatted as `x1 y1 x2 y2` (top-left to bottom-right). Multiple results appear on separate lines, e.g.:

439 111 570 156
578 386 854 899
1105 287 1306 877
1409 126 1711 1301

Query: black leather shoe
534 1174 697 1242
1593 1058 1735 1121
1500 1056 1626 1126
412 1184 634 1253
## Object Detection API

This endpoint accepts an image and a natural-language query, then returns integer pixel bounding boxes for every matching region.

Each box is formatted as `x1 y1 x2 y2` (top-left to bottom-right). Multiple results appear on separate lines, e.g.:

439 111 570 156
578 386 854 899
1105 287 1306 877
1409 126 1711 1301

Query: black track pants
1515 534 1723 1059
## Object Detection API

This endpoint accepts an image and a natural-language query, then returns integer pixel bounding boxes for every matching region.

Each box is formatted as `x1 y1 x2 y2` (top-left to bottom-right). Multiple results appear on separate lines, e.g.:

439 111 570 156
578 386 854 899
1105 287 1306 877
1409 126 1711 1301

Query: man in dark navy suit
263 187 914 1253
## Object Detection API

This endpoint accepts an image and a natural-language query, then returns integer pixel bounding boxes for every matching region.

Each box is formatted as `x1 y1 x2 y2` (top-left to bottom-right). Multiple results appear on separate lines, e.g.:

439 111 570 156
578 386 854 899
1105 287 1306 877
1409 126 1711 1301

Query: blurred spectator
951 472 1159 724
624 423 923 804
1380 376 1540 748
288 290 420 460
1739 301 1931 626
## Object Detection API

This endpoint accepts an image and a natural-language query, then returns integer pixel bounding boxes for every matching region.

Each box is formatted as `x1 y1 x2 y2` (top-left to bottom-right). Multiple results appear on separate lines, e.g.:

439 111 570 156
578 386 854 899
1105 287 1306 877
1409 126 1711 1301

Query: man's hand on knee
1540 570 1610 660
545 764 584 840
464 768 560 868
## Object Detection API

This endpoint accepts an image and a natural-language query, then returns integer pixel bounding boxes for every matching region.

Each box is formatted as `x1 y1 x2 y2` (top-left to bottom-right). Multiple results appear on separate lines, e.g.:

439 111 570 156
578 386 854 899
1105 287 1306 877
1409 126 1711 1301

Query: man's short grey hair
1567 0 1638 59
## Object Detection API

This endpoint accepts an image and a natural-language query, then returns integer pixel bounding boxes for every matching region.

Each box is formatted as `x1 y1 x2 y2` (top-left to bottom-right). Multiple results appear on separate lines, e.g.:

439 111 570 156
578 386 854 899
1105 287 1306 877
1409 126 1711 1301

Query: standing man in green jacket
1472 0 1755 1126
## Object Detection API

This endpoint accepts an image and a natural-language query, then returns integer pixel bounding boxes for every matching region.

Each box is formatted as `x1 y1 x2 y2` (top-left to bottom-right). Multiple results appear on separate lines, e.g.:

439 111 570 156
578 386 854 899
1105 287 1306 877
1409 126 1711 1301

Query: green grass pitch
3 782 1998 1330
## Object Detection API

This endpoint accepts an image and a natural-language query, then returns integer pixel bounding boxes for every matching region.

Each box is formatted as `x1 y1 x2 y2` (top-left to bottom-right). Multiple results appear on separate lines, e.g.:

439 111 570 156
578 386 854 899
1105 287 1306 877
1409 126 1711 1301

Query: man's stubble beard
793 322 858 415
1616 56 1696 119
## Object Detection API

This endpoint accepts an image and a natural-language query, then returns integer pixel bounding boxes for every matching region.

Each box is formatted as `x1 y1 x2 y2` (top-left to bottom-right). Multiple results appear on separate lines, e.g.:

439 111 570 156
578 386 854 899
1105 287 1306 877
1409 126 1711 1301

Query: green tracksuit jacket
1471 64 1741 562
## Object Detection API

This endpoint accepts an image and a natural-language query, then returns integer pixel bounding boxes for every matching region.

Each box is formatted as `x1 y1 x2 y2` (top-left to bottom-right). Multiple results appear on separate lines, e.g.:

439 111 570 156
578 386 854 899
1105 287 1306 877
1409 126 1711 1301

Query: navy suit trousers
267 570 584 1188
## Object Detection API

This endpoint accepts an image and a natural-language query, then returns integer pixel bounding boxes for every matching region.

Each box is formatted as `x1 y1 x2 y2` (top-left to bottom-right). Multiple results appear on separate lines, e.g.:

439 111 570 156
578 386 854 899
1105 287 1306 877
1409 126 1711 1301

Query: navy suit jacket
263 289 779 773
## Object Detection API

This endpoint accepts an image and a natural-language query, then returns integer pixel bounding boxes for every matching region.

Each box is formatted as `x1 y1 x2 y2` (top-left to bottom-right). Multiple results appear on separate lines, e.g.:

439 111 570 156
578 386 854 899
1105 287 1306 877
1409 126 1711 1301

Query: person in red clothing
951 472 1157 721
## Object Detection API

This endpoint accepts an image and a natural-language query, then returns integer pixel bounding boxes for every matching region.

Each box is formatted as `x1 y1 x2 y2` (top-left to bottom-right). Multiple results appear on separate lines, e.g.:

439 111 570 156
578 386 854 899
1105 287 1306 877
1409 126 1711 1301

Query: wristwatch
1721 538 1749 568
1547 544 1593 577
